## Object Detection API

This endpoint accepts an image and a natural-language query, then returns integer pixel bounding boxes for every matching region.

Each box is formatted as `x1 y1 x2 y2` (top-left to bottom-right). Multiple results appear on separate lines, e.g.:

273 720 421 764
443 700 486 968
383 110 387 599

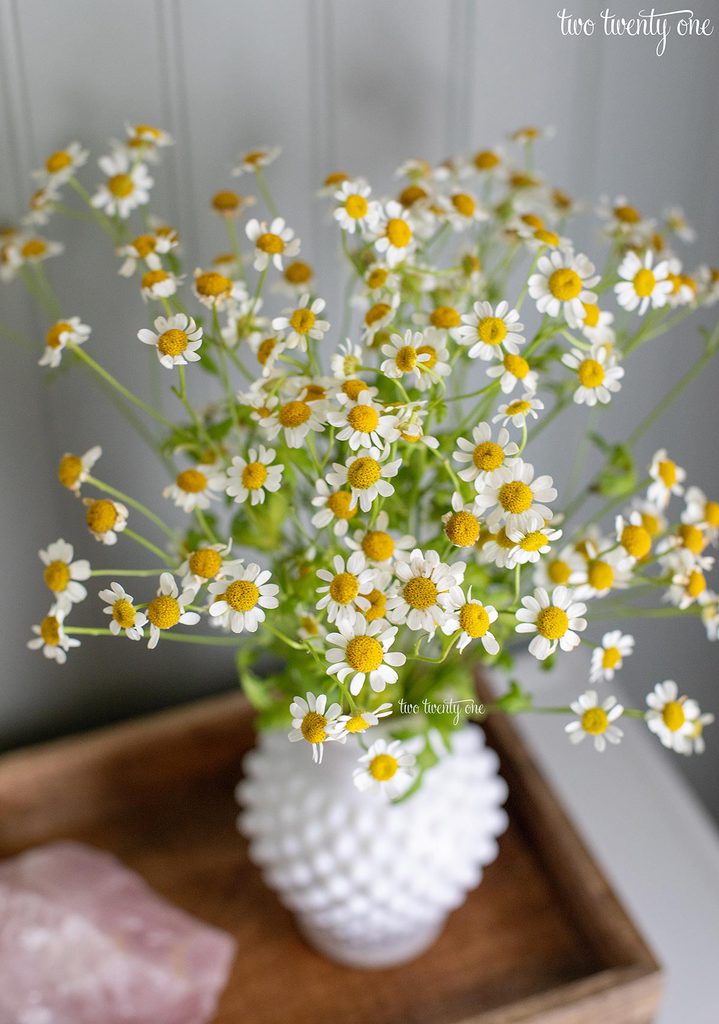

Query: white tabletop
499 656 719 1024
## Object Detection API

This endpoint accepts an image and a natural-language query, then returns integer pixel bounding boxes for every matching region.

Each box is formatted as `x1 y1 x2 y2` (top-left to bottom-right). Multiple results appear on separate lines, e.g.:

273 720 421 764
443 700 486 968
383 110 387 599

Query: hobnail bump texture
236 725 508 969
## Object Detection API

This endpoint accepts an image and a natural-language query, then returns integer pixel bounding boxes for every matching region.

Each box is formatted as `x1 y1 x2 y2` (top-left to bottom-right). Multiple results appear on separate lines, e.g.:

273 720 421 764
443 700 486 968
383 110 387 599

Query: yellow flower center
686 571 706 599
499 481 533 514
578 358 605 388
284 260 313 284
279 400 311 427
398 184 427 207
536 606 569 639
521 213 544 230
289 308 316 334
301 711 327 744
364 588 387 622
678 524 705 555
40 615 61 646
300 615 319 636
224 579 260 612
535 229 559 246
451 193 476 217
403 576 438 610
621 524 651 559
348 404 379 433
633 268 656 298
510 172 538 189
362 530 394 561
416 344 437 369
176 468 208 493
131 234 157 257
21 238 47 260
324 171 348 187
195 271 231 298
520 531 548 552
641 511 661 536
189 549 223 578
430 306 461 329
549 268 582 301
345 635 384 673
329 572 359 605
474 150 500 170
344 194 368 219
588 560 614 591
147 594 181 630
58 453 82 489
477 316 507 346
347 457 381 489
386 218 411 248
462 253 482 276
256 232 285 254
108 173 134 198
395 346 417 372
473 441 504 472
505 400 530 416
365 302 392 328
112 599 136 630
657 459 677 487
342 378 368 401
134 124 163 139
705 501 719 527
602 646 622 670
366 267 388 289
503 353 529 379
548 559 571 584
257 338 275 365
662 700 686 732
581 707 609 735
614 204 641 224
326 490 357 520
46 322 73 349
157 329 188 357
581 303 600 328
459 603 490 638
491 528 516 551
142 269 170 290
46 150 72 173
369 753 399 781
86 499 118 534
345 714 371 734
212 190 240 213
44 560 71 592
444 511 480 548
239 461 267 490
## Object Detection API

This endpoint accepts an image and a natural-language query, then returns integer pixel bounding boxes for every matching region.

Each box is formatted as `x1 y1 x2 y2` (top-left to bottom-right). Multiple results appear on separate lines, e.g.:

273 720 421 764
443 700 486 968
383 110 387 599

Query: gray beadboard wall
1 0 718 814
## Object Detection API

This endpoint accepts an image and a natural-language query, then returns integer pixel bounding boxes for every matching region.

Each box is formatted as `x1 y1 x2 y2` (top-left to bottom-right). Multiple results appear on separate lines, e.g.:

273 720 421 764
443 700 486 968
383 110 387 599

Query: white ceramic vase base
237 724 508 970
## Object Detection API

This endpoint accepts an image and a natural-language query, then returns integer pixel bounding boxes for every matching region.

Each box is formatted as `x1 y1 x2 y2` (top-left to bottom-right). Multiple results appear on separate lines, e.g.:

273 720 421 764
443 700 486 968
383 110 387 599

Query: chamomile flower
178 542 234 595
493 394 544 428
345 511 416 569
444 590 500 655
192 268 246 309
326 618 406 695
442 492 482 549
686 708 715 755
27 610 80 665
39 540 90 613
666 549 712 609
392 401 440 449
118 230 177 276
57 446 102 495
333 180 380 234
233 146 281 176
453 423 520 487
207 562 279 634
163 465 226 513
562 343 624 407
457 301 525 360
330 339 364 380
615 250 672 315
264 396 327 448
443 189 487 230
507 524 563 566
486 351 538 394
83 498 128 545
597 195 648 239
533 544 584 590
353 739 417 799
590 631 635 683
567 302 616 346
288 692 343 764
327 391 400 451
311 480 358 537
316 552 376 627
702 596 719 641
326 447 402 513
25 185 60 227
125 123 174 154
210 189 255 219
140 268 182 301
515 585 587 661
387 548 465 637
138 314 203 369
373 201 415 267
645 680 701 754
565 691 624 752
682 486 719 539
572 545 633 599
615 511 653 562
34 142 88 186
146 573 199 649
380 330 448 390
475 460 556 535
225 446 284 506
664 206 696 244
337 702 393 736
272 295 329 351
91 152 153 219
297 607 326 644
99 583 147 641
18 236 64 265
647 449 686 508
246 217 300 271
39 317 91 369
362 294 399 344
528 249 600 323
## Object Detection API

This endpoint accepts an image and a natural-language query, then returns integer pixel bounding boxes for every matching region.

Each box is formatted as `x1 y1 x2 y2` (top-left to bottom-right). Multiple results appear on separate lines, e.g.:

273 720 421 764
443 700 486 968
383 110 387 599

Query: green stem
65 626 240 647
69 343 175 430
254 168 279 218
627 343 718 448
124 528 168 561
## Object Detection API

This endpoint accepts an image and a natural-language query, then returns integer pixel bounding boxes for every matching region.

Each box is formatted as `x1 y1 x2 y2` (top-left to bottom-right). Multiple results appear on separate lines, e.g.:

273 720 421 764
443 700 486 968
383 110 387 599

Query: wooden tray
0 678 662 1024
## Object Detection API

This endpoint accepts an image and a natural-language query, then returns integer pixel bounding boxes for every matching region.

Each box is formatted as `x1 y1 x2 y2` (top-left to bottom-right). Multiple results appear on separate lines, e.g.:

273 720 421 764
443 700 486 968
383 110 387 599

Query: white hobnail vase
236 724 508 969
